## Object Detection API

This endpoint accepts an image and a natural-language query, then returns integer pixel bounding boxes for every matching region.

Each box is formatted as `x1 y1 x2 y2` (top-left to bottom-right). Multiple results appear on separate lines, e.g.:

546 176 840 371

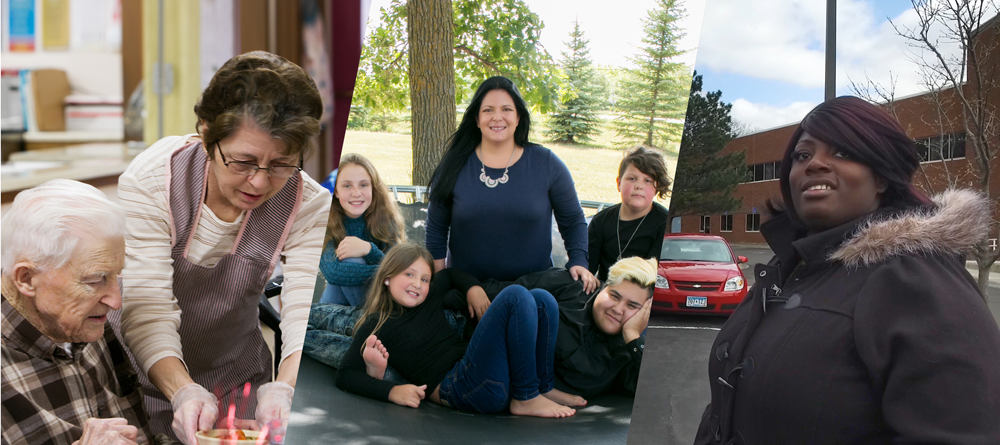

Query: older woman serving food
116 51 330 444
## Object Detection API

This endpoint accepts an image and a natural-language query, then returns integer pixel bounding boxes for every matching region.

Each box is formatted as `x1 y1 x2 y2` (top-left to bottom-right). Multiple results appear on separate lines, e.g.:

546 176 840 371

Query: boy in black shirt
588 146 671 282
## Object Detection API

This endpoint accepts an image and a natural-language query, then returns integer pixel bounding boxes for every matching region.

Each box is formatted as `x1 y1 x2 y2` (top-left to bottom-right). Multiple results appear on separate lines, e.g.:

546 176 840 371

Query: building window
990 238 997 252
746 214 761 232
700 215 711 233
743 161 782 183
915 133 966 162
720 215 733 232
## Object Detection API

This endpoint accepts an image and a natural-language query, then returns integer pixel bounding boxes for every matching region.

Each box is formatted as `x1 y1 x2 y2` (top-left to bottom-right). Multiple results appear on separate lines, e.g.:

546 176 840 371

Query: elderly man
1 179 151 445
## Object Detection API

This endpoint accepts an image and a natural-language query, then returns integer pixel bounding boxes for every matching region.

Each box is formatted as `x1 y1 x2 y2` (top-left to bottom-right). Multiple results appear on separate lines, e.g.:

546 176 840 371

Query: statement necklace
478 145 516 188
617 207 648 261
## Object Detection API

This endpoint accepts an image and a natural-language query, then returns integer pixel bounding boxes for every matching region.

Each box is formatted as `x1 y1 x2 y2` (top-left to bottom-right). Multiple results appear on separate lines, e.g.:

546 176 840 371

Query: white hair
1 179 125 274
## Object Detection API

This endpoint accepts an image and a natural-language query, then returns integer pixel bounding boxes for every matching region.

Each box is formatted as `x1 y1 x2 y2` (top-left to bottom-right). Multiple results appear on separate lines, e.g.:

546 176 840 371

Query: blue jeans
438 285 558 413
304 303 467 384
319 258 367 306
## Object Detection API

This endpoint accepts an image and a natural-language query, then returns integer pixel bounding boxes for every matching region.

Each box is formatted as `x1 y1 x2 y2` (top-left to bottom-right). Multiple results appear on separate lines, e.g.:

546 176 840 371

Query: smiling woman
114 51 331 444
425 76 596 293
694 97 1000 445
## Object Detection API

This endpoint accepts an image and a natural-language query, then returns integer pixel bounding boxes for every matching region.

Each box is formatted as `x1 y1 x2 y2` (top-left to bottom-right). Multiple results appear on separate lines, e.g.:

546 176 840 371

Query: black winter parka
695 189 1000 445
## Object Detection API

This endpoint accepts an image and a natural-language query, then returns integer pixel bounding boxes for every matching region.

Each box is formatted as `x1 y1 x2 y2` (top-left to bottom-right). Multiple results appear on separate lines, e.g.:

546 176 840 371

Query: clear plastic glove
170 383 219 445
72 418 138 445
255 381 294 427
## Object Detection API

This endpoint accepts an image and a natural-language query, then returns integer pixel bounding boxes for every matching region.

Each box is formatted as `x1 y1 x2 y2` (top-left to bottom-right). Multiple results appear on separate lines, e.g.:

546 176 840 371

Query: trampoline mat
285 355 635 444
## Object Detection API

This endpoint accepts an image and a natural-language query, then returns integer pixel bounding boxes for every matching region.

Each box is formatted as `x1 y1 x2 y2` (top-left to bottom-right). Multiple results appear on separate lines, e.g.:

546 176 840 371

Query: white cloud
697 0 830 88
730 98 818 130
699 0 982 129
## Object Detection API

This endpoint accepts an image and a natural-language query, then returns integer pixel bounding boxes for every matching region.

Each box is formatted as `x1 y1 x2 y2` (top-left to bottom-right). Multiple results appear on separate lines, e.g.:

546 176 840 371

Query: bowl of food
195 429 261 445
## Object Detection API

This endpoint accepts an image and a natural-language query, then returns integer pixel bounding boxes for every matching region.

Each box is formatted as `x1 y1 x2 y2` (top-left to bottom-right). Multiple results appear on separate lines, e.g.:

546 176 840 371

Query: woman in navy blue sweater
425 77 597 314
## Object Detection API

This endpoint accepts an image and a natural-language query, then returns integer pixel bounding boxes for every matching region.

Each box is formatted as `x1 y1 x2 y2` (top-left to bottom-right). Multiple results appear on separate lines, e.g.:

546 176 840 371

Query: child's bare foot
542 389 587 407
509 395 576 418
362 335 389 380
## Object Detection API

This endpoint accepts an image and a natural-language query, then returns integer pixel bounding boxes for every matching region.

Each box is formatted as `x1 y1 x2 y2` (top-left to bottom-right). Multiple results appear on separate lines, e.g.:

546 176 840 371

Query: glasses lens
269 166 299 178
227 162 257 176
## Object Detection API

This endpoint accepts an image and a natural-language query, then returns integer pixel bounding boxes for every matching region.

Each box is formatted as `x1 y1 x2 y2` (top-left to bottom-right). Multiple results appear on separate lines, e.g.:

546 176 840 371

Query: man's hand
569 265 599 294
72 418 138 445
467 286 491 320
623 298 652 344
388 384 427 408
336 236 372 260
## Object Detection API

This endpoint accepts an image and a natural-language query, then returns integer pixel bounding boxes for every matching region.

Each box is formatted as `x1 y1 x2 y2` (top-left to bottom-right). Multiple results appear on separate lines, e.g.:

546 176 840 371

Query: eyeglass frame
214 142 303 179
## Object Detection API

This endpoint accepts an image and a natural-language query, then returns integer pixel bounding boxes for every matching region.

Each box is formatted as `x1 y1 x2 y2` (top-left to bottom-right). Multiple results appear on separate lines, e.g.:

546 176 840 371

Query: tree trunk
408 0 456 188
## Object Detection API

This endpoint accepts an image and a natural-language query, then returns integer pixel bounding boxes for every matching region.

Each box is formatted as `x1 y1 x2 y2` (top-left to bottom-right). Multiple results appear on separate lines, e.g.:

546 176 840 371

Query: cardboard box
32 69 71 131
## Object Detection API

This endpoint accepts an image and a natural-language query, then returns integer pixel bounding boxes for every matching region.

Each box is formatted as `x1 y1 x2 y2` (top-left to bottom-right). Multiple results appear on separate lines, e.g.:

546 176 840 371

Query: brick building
679 15 999 248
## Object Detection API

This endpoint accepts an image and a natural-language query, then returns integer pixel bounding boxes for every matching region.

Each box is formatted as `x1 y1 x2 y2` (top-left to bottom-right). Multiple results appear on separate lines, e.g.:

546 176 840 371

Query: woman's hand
569 265 599 294
255 381 294 429
336 236 372 260
467 286 491 320
623 298 652 344
388 384 427 408
170 383 218 445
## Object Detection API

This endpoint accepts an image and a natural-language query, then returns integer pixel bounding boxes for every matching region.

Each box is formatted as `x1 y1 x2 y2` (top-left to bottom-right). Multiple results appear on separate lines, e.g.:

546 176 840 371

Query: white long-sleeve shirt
118 135 330 374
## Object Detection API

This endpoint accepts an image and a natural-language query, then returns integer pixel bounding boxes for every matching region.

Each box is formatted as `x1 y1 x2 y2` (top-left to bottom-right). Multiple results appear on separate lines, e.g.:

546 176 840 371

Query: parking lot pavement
628 327 718 445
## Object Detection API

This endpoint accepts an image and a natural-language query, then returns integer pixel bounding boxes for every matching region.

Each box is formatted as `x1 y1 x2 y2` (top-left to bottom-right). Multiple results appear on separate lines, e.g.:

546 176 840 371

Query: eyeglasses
216 143 302 179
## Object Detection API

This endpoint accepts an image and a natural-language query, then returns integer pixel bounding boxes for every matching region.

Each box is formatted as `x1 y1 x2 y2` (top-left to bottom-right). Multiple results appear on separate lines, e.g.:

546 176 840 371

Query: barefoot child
469 256 657 397
588 146 671 282
319 154 406 305
336 243 584 417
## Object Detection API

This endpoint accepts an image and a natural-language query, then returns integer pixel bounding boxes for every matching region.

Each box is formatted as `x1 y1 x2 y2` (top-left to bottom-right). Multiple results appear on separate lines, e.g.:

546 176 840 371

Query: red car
653 234 749 315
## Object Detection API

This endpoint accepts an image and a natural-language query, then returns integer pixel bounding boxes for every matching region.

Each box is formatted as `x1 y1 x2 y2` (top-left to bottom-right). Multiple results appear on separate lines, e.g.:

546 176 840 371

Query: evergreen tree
547 20 602 144
669 71 746 217
613 0 688 150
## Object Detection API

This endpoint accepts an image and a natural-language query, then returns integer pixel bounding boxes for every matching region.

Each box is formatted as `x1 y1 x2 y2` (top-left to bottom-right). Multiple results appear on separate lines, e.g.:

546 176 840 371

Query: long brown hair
326 153 406 249
353 243 435 342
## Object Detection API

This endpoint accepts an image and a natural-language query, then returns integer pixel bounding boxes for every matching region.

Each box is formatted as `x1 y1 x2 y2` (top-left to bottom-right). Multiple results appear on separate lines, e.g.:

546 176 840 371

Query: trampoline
287 197 635 443
284 355 636 445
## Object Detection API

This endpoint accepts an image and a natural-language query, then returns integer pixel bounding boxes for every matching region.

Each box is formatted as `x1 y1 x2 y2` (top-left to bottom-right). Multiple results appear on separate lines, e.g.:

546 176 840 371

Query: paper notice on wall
42 0 71 50
200 0 236 90
70 0 121 52
2 0 10 52
8 0 36 52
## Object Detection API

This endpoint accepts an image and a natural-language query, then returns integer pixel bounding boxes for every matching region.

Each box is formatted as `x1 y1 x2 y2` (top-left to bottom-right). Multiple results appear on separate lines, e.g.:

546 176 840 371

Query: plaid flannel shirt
1 297 151 445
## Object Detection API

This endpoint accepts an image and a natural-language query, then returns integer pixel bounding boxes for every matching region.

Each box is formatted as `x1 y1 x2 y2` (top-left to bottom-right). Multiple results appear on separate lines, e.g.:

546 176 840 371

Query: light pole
826 0 837 101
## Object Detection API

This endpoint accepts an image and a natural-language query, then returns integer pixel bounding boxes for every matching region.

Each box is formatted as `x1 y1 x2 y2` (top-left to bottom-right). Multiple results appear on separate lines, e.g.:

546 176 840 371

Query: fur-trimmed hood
829 188 991 267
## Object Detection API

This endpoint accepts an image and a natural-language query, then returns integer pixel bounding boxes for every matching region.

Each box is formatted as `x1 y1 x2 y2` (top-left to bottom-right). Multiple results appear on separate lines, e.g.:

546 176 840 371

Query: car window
660 239 734 263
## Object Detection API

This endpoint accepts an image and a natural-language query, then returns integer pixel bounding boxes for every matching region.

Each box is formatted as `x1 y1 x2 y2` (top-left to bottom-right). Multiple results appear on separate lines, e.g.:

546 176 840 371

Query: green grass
341 119 677 214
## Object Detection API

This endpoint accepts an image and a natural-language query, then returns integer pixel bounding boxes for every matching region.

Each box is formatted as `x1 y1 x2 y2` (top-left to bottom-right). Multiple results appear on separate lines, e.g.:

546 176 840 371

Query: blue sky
694 0 992 130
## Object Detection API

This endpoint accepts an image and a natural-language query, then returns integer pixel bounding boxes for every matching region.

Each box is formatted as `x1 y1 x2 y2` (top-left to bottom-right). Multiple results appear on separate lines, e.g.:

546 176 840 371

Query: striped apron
141 141 303 438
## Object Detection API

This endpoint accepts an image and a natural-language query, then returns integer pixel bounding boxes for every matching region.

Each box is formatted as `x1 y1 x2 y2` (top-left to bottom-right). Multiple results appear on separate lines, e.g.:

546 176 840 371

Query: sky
695 0 995 131
360 0 994 131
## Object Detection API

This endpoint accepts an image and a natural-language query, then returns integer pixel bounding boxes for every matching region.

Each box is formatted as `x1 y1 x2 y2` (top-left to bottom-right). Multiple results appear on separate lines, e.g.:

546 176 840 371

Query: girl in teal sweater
319 154 405 305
